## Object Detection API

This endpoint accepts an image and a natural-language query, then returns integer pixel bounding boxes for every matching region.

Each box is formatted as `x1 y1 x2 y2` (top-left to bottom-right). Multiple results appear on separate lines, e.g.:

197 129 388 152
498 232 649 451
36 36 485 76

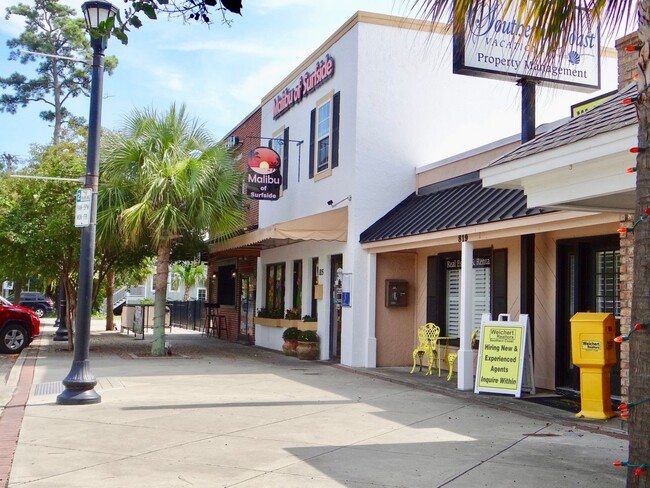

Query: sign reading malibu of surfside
247 147 282 201
453 1 600 91
273 54 335 119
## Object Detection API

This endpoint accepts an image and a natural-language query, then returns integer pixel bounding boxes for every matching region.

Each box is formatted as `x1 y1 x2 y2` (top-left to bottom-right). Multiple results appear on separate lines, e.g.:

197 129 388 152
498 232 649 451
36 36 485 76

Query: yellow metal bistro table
437 336 459 381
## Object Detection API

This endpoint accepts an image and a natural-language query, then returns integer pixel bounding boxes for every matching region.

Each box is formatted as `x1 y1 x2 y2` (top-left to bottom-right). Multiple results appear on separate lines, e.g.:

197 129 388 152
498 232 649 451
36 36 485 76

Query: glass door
239 273 256 343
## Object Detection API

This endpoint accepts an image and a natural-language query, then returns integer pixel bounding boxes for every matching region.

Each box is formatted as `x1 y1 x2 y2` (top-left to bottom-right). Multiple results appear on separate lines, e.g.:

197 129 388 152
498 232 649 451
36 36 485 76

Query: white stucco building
214 11 618 368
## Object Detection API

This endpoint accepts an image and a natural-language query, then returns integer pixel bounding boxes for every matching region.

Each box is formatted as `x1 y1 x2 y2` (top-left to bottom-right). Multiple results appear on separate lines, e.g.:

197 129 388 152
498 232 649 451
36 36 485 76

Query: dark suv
0 296 40 354
8 292 54 318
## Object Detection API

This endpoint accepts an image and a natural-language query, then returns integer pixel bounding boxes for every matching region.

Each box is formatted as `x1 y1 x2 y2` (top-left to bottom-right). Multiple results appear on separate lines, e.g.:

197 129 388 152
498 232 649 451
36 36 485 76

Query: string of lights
613 91 650 477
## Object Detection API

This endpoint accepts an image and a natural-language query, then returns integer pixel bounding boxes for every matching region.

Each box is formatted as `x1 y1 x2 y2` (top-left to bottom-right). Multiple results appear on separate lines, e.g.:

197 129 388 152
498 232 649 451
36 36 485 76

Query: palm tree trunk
152 242 172 356
629 4 650 486
184 285 191 302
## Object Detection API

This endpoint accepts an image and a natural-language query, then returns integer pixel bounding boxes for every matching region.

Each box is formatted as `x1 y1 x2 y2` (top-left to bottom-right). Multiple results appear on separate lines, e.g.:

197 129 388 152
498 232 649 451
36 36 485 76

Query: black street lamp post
53 278 68 342
57 1 117 405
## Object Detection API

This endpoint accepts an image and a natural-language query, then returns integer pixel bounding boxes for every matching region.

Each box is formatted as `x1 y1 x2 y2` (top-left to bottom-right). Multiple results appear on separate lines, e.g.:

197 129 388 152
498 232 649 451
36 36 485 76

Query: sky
0 0 632 164
0 0 415 162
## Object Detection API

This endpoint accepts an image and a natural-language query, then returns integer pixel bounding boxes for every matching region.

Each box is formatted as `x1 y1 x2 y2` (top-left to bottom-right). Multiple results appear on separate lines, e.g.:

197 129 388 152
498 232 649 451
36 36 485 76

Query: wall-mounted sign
453 2 600 91
446 256 491 270
273 54 335 119
570 90 616 117
246 147 282 200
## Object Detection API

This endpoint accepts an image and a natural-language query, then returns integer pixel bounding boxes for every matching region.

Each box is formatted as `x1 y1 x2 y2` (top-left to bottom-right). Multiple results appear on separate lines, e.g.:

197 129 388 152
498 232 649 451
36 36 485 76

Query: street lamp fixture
57 0 117 406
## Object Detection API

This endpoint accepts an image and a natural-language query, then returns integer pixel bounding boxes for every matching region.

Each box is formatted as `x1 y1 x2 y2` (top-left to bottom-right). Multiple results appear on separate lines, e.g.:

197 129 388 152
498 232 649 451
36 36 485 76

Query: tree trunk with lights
629 3 650 485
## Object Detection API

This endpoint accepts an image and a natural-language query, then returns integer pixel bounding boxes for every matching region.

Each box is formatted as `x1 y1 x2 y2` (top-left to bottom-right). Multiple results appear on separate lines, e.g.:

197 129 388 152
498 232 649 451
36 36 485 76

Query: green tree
105 0 242 44
408 1 643 486
0 135 85 334
101 104 245 355
171 261 206 301
0 153 23 174
1 0 118 144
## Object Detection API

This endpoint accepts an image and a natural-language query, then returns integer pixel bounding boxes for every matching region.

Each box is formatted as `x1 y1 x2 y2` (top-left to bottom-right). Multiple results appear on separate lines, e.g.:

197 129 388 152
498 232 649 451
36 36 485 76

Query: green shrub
298 330 319 342
302 315 317 322
285 307 301 320
257 307 283 319
282 326 301 341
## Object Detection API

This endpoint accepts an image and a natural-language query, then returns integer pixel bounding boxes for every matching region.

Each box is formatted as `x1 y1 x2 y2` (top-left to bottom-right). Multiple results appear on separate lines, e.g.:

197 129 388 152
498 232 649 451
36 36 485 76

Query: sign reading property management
453 1 600 91
475 314 534 398
246 147 282 201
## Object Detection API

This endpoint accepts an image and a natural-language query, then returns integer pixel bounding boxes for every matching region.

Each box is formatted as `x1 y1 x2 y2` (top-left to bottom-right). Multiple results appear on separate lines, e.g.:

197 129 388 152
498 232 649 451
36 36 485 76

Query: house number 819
458 234 468 242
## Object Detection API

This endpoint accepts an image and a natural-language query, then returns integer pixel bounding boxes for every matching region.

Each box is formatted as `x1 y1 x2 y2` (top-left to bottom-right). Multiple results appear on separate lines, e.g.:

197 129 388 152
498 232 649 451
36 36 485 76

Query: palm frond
411 0 638 61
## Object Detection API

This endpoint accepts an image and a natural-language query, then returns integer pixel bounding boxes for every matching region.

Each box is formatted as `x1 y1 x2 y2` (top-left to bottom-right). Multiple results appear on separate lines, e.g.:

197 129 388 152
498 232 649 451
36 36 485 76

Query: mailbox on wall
385 280 408 307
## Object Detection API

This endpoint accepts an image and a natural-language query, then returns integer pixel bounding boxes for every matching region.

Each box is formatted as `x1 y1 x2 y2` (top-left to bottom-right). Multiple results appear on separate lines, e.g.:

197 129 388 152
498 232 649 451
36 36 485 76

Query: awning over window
212 207 348 252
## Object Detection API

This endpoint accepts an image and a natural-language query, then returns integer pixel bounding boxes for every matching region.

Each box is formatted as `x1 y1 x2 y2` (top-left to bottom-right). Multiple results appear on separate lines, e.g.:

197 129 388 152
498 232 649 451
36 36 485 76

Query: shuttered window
429 249 506 337
595 249 620 318
445 265 491 337
309 91 340 179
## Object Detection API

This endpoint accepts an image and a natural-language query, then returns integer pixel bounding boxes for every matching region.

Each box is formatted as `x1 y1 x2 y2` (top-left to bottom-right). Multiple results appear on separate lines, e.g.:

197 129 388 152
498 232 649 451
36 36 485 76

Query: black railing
166 300 206 331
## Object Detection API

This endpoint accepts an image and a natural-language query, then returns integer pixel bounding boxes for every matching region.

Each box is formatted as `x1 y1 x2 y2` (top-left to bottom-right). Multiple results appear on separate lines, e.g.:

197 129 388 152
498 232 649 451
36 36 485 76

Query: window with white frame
271 132 282 159
169 272 181 292
445 259 491 337
426 249 507 338
197 288 207 301
316 98 331 174
309 91 339 181
271 127 288 191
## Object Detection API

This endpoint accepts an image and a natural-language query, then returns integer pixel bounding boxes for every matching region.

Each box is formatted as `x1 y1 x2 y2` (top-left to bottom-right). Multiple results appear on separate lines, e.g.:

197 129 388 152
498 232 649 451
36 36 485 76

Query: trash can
570 312 616 419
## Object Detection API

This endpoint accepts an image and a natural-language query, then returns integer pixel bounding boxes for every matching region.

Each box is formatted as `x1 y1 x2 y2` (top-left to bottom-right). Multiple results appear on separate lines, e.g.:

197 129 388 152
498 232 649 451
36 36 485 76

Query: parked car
0 296 40 354
7 291 54 318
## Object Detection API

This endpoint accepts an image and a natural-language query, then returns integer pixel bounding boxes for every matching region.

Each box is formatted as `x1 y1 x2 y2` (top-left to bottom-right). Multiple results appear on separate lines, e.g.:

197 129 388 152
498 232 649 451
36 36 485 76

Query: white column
366 252 377 367
457 240 474 390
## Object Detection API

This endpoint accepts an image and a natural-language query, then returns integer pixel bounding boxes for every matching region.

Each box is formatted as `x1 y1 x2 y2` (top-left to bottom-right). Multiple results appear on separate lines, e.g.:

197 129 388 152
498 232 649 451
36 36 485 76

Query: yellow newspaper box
570 312 616 419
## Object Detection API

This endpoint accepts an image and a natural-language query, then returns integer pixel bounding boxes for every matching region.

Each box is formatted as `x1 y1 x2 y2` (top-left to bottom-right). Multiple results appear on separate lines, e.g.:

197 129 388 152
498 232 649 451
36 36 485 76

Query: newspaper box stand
570 312 616 419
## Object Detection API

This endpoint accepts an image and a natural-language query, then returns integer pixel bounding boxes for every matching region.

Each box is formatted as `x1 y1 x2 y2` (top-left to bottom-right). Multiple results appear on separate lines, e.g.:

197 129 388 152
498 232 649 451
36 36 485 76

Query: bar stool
215 314 228 339
203 303 219 337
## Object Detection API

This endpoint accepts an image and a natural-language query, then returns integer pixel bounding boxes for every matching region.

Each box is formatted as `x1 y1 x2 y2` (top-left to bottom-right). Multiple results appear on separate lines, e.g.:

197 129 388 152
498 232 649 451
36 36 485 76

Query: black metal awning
360 172 552 244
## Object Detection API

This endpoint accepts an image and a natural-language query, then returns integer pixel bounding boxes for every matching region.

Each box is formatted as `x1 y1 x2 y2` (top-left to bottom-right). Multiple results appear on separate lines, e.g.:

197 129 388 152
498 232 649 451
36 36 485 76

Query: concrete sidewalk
1 321 628 487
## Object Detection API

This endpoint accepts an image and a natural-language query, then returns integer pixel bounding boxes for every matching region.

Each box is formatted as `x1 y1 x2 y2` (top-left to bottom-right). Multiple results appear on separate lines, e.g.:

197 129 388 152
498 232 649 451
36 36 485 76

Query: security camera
327 200 333 206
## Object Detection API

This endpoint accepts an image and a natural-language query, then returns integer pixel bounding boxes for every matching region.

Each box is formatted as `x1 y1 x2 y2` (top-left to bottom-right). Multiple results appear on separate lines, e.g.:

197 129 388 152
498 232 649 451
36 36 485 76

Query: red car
0 296 40 354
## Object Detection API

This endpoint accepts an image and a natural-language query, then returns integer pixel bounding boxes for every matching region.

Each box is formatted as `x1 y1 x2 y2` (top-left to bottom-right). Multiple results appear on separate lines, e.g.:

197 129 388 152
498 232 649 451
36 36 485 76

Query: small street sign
74 188 92 228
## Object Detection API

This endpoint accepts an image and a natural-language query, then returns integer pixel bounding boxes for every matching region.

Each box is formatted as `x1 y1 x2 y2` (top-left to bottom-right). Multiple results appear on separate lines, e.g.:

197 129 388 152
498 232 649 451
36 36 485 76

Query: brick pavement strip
0 348 36 488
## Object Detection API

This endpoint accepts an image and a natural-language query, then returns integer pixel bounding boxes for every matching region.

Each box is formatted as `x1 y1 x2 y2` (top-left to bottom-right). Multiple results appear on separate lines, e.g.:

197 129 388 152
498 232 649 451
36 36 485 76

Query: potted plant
279 307 302 327
301 314 318 331
255 307 284 327
285 307 301 320
296 329 320 360
282 326 301 356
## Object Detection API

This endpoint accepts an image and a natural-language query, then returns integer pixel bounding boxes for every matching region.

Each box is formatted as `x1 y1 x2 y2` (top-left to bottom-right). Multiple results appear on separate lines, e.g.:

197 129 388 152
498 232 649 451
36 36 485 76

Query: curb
0 350 29 411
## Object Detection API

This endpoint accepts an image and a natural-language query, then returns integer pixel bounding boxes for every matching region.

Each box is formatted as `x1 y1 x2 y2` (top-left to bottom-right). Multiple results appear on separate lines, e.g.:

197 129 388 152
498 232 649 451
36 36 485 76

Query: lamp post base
52 327 68 342
56 360 101 405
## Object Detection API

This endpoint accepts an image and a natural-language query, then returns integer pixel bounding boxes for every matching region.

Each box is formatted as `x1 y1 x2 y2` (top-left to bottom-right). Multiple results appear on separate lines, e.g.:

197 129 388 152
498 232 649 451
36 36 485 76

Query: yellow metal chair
446 352 457 381
410 323 440 376
446 328 479 381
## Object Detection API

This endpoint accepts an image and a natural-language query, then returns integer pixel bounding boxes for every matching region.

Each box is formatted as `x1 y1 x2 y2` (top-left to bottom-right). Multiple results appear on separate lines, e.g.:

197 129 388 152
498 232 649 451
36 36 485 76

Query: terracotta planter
296 341 320 360
282 339 298 356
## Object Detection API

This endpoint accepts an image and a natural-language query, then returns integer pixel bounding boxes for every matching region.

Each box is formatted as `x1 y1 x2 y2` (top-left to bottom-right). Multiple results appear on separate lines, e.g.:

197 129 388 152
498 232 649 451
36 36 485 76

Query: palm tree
101 104 245 355
409 2 645 485
171 261 206 301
